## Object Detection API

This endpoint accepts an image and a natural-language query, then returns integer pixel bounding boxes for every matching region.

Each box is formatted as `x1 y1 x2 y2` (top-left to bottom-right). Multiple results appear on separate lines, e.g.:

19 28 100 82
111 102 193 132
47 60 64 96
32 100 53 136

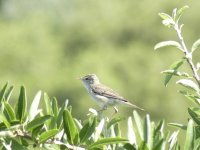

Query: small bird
79 74 144 113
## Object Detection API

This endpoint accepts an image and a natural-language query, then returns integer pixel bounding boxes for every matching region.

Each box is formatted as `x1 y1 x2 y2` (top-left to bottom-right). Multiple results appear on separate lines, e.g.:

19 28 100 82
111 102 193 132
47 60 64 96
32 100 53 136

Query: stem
174 24 200 88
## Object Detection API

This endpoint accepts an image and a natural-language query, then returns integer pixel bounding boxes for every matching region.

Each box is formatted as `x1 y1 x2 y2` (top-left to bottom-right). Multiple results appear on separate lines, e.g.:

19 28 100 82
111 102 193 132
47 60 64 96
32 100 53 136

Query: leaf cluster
0 83 128 149
155 5 200 150
0 82 197 150
0 5 200 150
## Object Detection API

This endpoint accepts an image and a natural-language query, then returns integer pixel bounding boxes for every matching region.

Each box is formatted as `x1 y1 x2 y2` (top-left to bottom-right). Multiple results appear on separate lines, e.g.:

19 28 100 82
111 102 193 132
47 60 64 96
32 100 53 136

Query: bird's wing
91 84 144 111
91 84 128 102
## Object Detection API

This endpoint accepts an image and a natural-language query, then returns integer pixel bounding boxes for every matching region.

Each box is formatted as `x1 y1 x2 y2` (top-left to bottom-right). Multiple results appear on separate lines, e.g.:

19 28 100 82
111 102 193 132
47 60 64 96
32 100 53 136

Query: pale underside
89 84 130 108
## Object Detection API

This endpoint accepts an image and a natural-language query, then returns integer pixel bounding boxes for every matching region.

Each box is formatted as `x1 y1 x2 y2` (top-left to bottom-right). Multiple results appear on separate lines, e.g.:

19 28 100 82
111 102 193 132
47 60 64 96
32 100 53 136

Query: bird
79 74 144 113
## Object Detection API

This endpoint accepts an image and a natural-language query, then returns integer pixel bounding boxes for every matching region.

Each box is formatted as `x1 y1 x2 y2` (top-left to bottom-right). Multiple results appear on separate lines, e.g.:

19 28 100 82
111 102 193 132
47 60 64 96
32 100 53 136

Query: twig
174 24 200 88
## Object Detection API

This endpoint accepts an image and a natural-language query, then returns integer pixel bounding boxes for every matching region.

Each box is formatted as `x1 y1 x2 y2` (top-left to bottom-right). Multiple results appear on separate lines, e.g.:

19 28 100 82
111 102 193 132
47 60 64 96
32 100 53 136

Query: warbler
79 74 144 113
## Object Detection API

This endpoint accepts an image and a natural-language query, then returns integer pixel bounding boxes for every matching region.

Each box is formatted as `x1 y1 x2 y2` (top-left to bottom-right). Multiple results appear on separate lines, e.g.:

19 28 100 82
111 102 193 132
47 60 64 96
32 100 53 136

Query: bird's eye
85 77 89 80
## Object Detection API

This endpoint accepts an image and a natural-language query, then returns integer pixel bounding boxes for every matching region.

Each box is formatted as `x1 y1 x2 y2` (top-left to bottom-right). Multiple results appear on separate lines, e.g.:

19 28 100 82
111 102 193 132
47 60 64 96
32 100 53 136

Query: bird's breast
89 90 109 103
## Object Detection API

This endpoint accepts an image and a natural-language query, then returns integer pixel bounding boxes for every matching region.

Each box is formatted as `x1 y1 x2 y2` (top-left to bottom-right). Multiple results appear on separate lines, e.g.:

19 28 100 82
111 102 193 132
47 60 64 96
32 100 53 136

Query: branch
174 24 200 88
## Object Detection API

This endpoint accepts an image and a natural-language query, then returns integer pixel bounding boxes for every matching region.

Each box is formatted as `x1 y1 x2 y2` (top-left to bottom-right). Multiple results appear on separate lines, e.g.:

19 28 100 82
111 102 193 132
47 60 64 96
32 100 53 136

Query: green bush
0 6 200 150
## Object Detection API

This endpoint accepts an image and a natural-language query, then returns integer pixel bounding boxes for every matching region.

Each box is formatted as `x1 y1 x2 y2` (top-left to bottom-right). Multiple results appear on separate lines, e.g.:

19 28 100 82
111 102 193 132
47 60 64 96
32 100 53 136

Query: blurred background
0 0 200 130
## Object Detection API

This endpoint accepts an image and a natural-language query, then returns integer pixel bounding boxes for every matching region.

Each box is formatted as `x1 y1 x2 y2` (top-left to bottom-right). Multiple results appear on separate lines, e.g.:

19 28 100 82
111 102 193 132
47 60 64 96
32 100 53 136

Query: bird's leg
111 106 118 117
98 105 107 114
113 106 118 113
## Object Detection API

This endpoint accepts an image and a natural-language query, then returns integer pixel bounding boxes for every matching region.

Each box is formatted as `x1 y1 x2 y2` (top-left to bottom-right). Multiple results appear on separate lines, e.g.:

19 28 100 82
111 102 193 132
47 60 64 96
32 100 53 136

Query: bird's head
80 74 100 86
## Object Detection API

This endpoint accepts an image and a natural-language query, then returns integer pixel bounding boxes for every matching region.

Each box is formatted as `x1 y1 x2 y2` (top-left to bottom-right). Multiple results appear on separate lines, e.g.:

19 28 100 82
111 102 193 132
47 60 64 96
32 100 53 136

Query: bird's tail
125 101 144 111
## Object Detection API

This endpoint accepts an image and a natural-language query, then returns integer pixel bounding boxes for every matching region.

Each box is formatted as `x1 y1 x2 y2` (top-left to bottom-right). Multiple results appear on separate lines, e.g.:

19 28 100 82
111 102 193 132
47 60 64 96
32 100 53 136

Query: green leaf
158 13 173 20
4 86 14 101
107 117 124 129
3 101 16 121
16 86 27 122
57 99 68 129
168 130 179 150
158 13 174 27
49 116 57 130
88 108 98 116
0 82 8 103
184 119 194 150
155 120 165 133
52 97 58 116
44 92 52 114
74 118 83 130
88 138 128 149
10 139 28 150
164 59 184 86
161 70 189 77
29 90 42 121
158 13 172 20
79 121 91 143
127 117 136 145
192 39 200 52
9 120 20 126
26 115 52 131
195 126 200 137
20 138 29 147
178 90 200 105
39 129 59 143
170 59 185 69
172 8 177 20
168 123 187 130
123 143 137 150
188 107 200 125
153 139 165 150
133 111 144 140
144 114 152 150
0 112 10 128
162 19 175 27
114 123 121 137
32 124 44 139
93 118 105 142
176 5 189 22
176 79 199 92
138 141 149 150
48 97 59 129
178 91 200 105
153 121 165 150
154 41 182 51
63 109 79 144
79 117 97 143
194 138 200 150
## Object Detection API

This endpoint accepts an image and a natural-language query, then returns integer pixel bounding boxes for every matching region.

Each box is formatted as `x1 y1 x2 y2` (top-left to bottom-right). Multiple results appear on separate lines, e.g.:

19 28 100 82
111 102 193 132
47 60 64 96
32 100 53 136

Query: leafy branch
0 82 194 149
173 8 200 88
155 6 200 150
155 6 200 93
1 5 200 150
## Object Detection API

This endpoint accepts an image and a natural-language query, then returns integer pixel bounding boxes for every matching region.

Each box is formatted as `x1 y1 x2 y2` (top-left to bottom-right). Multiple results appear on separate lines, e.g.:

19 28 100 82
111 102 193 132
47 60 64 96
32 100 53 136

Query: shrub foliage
0 6 200 150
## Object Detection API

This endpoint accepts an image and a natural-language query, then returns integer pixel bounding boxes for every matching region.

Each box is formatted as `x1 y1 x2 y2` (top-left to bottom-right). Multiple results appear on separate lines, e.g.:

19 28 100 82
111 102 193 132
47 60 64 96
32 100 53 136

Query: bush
0 6 200 150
